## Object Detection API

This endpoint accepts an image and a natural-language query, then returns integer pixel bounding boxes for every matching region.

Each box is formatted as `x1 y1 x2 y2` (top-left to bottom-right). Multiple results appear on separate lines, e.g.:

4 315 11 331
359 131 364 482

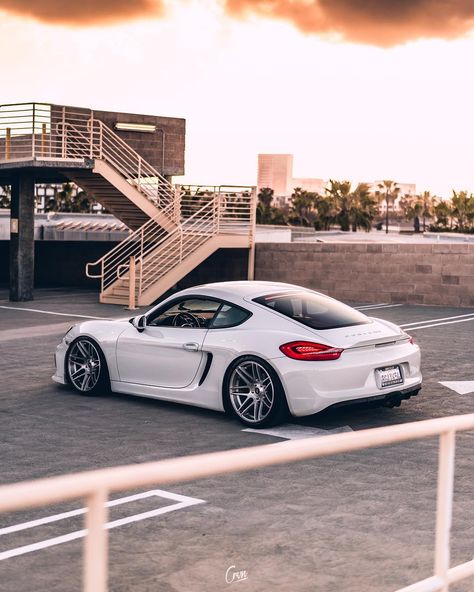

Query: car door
116 297 221 388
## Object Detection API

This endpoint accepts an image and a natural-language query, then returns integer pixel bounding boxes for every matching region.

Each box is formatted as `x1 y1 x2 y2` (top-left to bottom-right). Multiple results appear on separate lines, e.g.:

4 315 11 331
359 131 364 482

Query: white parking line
243 425 353 440
439 381 474 395
355 304 404 311
0 489 205 561
0 305 106 320
401 312 474 328
403 317 474 331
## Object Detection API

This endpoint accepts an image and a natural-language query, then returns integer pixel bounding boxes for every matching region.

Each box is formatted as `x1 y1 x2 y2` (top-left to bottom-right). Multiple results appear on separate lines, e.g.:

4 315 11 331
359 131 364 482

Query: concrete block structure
256 242 474 307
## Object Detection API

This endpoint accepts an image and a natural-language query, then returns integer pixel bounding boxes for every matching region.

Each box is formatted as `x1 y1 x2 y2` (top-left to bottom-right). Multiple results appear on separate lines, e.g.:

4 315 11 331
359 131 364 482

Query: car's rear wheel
224 356 288 428
66 337 109 396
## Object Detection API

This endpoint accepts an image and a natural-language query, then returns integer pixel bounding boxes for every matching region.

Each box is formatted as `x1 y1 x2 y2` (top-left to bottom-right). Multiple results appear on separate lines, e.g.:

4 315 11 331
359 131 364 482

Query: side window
148 298 221 328
211 304 251 329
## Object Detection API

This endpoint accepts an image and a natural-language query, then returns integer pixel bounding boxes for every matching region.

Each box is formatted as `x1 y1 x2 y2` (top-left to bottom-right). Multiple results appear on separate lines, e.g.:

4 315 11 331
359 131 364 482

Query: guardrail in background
0 414 473 592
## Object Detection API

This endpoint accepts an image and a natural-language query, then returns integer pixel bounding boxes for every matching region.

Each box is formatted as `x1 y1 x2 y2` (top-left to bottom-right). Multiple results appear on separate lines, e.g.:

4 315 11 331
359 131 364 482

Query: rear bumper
327 384 422 411
273 341 422 417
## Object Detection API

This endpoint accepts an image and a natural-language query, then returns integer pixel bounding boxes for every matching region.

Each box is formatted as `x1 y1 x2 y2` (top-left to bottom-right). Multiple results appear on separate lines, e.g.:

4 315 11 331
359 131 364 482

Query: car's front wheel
224 356 288 428
66 337 109 396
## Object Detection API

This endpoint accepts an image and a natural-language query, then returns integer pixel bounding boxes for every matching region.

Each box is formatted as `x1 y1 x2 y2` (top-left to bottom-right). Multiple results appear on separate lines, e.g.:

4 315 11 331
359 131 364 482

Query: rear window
253 291 371 330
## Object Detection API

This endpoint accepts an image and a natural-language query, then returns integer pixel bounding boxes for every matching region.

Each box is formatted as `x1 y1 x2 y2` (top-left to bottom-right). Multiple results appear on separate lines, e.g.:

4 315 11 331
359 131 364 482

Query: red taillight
408 335 415 345
279 341 344 361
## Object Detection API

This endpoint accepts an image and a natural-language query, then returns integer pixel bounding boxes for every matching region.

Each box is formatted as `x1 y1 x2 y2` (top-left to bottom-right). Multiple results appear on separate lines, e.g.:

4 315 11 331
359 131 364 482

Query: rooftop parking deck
1 289 474 591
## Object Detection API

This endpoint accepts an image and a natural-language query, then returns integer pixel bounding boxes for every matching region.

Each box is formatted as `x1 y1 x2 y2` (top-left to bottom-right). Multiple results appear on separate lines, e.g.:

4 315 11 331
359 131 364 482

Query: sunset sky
1 0 474 197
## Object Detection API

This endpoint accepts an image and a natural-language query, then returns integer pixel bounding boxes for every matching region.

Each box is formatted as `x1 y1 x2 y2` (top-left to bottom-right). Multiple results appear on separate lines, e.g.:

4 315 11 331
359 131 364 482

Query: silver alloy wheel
229 360 275 424
68 339 101 392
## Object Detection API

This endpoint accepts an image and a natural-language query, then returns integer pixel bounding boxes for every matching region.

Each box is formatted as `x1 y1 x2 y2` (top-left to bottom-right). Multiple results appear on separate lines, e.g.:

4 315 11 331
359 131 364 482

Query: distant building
257 154 327 206
257 154 293 198
291 177 326 195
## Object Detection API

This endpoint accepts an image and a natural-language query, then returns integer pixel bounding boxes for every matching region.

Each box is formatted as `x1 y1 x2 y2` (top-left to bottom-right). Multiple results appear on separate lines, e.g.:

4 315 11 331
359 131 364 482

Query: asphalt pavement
1 288 473 592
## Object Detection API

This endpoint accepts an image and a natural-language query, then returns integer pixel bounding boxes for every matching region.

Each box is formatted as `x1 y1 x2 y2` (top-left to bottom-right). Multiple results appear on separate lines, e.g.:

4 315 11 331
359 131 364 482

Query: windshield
253 291 371 330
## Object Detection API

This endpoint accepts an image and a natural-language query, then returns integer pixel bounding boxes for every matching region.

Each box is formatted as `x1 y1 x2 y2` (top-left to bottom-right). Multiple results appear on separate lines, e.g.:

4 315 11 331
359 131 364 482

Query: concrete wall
255 242 474 307
0 242 249 292
2 240 474 307
93 108 185 177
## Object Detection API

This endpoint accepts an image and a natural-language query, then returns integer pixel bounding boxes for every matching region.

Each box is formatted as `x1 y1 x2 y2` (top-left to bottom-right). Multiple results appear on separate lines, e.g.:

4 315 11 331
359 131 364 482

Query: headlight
63 326 75 345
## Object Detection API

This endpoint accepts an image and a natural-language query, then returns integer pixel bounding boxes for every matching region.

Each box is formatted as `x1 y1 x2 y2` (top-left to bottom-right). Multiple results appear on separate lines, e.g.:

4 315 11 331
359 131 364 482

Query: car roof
174 281 311 304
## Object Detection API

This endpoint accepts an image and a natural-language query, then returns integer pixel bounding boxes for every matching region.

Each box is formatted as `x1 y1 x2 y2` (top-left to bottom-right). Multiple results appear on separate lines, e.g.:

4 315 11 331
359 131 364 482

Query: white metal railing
0 414 473 592
86 188 255 301
0 102 175 210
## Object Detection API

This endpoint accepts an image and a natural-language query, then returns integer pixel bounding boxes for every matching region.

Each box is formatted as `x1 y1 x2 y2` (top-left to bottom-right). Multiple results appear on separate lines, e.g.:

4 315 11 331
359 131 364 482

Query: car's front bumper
52 340 68 385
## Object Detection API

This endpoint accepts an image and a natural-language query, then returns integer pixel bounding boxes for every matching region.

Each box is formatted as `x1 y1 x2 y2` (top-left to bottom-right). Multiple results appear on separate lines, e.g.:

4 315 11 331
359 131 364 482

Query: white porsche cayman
53 281 422 428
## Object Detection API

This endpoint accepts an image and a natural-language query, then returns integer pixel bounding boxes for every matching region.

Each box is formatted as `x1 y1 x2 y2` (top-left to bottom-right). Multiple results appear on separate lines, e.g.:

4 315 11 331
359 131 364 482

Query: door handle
183 342 199 352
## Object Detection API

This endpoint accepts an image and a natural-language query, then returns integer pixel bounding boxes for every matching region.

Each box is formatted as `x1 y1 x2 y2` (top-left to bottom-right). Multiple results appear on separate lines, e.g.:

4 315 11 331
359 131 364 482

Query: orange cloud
0 0 164 26
224 0 474 46
1 0 474 46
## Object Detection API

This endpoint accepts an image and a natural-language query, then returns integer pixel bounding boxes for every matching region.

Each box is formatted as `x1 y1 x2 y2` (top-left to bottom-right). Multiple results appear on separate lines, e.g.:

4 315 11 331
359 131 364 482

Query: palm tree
44 182 95 213
256 187 275 224
433 200 453 230
376 180 400 234
325 180 352 231
451 190 474 232
350 183 378 232
289 188 317 227
0 185 11 208
314 193 335 230
417 190 436 232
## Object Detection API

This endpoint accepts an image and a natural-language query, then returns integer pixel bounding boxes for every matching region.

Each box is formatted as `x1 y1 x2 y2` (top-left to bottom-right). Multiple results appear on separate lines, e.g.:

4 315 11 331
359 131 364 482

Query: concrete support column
9 172 35 301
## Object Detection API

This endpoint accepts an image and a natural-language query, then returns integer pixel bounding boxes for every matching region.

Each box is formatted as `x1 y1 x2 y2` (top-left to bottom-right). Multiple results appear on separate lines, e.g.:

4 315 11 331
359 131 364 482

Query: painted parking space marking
243 424 353 440
401 312 474 328
439 381 474 395
0 305 106 320
0 489 205 561
402 317 474 331
355 304 404 311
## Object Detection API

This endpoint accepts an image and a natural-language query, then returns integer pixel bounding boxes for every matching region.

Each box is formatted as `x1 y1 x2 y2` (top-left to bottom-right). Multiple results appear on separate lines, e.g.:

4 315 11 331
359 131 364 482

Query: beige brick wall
255 243 474 307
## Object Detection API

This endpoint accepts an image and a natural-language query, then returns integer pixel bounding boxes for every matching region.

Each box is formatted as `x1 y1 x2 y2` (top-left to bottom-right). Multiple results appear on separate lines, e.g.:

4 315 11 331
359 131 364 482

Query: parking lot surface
1 288 474 592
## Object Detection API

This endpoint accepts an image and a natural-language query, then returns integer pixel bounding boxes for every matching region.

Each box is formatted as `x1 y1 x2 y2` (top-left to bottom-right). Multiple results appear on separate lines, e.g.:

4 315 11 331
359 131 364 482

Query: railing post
127 255 137 310
89 115 94 159
84 488 108 592
31 103 36 158
215 193 221 235
137 156 142 190
139 228 144 296
247 188 257 280
41 123 47 157
5 127 11 160
175 186 181 222
101 260 105 295
434 430 456 592
61 106 66 158
98 120 103 159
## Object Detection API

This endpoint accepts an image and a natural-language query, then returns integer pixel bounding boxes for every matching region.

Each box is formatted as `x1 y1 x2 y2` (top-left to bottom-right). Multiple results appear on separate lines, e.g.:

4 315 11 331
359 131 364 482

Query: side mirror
131 315 147 333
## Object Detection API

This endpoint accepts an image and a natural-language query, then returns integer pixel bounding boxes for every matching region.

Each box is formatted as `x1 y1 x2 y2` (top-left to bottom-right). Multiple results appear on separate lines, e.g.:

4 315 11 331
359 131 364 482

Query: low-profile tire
66 337 110 396
223 355 288 428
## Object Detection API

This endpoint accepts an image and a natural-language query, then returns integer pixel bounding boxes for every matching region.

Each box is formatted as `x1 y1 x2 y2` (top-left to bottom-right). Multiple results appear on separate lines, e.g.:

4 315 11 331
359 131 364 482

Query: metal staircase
87 189 253 305
0 103 256 306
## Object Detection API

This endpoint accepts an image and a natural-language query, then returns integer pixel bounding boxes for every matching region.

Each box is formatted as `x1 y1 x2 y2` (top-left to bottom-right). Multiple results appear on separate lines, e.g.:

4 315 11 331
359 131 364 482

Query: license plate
376 365 403 388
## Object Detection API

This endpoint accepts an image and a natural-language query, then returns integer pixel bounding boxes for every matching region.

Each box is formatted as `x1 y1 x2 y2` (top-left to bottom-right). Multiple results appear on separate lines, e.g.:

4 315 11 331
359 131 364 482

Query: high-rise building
291 177 326 194
257 154 293 197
